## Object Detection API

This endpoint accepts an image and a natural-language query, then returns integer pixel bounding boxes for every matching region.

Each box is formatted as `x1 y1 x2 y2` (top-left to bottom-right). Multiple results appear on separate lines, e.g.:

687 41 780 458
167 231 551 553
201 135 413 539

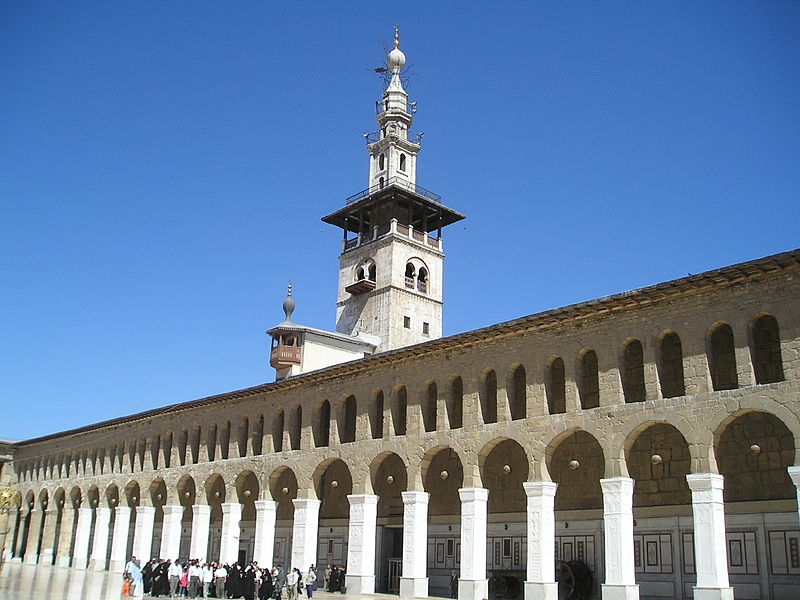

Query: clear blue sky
2 2 798 441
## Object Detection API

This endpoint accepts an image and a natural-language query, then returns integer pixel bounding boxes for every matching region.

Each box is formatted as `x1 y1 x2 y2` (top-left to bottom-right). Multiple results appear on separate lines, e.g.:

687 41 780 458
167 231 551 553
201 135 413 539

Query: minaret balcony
270 344 301 369
345 278 376 295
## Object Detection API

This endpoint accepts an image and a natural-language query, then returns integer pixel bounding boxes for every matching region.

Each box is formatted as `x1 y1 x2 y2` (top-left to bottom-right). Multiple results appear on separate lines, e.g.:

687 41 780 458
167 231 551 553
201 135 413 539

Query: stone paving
0 562 381 600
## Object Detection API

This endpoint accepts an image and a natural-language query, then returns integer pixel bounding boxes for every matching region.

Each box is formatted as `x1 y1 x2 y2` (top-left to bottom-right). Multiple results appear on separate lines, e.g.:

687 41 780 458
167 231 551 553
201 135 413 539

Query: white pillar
190 505 211 563
38 509 58 565
523 482 558 600
219 502 242 565
600 477 638 600
89 507 111 571
56 506 76 567
788 466 800 526
458 487 489 600
291 498 320 571
109 506 131 573
346 494 378 594
253 500 277 568
23 508 42 565
72 507 93 569
159 505 183 561
686 474 734 600
132 506 155 561
400 491 429 598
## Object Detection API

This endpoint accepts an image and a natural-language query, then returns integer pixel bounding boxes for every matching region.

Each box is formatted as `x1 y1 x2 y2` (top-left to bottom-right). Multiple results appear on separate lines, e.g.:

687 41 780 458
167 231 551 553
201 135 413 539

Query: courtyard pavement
0 562 380 600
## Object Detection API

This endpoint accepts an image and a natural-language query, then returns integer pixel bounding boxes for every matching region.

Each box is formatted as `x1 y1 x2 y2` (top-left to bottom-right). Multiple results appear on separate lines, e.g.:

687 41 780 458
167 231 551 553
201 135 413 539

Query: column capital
135 505 155 515
192 504 211 516
522 481 557 498
787 466 800 487
600 476 635 494
161 504 183 516
401 490 429 505
291 498 321 510
254 499 277 511
686 472 725 492
458 487 489 502
347 493 379 506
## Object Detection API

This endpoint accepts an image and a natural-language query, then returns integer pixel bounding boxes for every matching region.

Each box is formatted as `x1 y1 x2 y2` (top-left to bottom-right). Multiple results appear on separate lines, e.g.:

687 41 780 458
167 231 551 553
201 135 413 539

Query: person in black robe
328 566 341 593
152 560 170 597
142 558 155 594
227 562 244 598
259 568 274 600
243 565 256 600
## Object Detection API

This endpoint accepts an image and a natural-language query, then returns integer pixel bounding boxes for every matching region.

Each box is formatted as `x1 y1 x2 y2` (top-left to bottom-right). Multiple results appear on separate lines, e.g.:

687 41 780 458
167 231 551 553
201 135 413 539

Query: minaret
322 28 465 352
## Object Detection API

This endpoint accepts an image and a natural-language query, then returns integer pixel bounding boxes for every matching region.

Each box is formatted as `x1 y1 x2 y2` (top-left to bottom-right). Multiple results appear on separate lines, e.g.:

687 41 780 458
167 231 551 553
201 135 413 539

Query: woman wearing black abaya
227 562 244 598
259 568 274 600
243 564 256 600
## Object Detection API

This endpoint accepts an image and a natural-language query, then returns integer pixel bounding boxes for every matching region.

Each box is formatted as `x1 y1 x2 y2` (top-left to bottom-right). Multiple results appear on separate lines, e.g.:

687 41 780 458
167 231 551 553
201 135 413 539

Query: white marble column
400 491 429 598
132 506 155 561
788 466 800 526
12 508 29 562
190 504 211 563
346 494 378 594
72 507 93 569
458 487 489 600
2 509 20 562
219 502 242 564
56 506 76 567
523 482 558 600
23 508 42 564
600 477 638 600
253 500 277 568
159 505 183 561
686 474 734 600
89 506 111 570
109 506 131 572
38 509 58 565
291 498 320 572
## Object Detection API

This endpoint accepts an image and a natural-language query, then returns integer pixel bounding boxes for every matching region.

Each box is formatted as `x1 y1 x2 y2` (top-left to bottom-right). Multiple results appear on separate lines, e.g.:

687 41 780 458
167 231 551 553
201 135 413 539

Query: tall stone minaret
322 27 465 352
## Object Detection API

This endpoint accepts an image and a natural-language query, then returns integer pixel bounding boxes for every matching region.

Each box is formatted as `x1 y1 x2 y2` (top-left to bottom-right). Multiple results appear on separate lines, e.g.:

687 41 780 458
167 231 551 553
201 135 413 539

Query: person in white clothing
214 564 228 599
188 561 203 597
201 563 214 598
286 567 299 600
168 560 183 597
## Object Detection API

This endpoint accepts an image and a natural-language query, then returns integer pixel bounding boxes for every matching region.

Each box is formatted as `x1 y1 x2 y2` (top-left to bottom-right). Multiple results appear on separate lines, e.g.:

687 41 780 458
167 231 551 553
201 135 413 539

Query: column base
525 581 558 600
400 577 428 598
56 555 71 568
345 575 375 595
109 559 126 573
11 556 22 563
73 556 88 569
459 578 488 600
89 558 106 571
23 553 38 565
38 549 54 565
693 587 734 600
601 584 639 600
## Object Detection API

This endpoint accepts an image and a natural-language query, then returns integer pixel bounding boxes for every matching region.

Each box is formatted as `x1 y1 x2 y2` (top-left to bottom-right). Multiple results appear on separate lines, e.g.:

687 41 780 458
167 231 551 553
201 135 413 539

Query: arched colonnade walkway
7 406 800 600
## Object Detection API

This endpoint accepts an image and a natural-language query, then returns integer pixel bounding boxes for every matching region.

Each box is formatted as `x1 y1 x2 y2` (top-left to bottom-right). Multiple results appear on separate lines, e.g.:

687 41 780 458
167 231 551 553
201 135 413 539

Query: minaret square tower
323 29 464 352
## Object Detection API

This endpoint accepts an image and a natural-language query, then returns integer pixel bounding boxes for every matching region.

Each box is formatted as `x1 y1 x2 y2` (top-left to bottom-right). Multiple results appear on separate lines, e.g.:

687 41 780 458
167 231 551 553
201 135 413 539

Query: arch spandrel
712 402 800 464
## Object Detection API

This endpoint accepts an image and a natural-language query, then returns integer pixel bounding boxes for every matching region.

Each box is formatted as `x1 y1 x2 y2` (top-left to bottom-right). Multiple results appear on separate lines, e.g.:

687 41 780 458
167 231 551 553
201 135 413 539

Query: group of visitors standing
123 556 329 600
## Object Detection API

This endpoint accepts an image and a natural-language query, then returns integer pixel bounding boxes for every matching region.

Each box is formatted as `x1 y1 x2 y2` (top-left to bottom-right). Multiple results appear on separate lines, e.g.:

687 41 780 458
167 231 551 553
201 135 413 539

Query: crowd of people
122 556 347 600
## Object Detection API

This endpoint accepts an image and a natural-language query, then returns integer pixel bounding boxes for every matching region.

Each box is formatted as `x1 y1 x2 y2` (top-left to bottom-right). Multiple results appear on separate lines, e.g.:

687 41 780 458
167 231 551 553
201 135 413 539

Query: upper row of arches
15 313 789 482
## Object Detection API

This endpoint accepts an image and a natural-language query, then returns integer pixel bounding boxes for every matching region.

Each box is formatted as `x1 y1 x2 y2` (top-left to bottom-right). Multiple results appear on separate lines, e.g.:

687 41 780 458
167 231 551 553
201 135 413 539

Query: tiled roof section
16 248 800 446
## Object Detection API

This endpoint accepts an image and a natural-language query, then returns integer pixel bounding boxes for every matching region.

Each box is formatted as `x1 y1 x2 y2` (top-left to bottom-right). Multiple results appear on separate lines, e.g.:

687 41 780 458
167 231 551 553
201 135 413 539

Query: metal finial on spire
394 24 399 48
281 281 295 324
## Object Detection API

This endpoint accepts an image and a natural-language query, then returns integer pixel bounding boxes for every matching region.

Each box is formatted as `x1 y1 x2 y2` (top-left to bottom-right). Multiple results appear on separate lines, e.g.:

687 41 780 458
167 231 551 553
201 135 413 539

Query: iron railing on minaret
344 176 441 205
